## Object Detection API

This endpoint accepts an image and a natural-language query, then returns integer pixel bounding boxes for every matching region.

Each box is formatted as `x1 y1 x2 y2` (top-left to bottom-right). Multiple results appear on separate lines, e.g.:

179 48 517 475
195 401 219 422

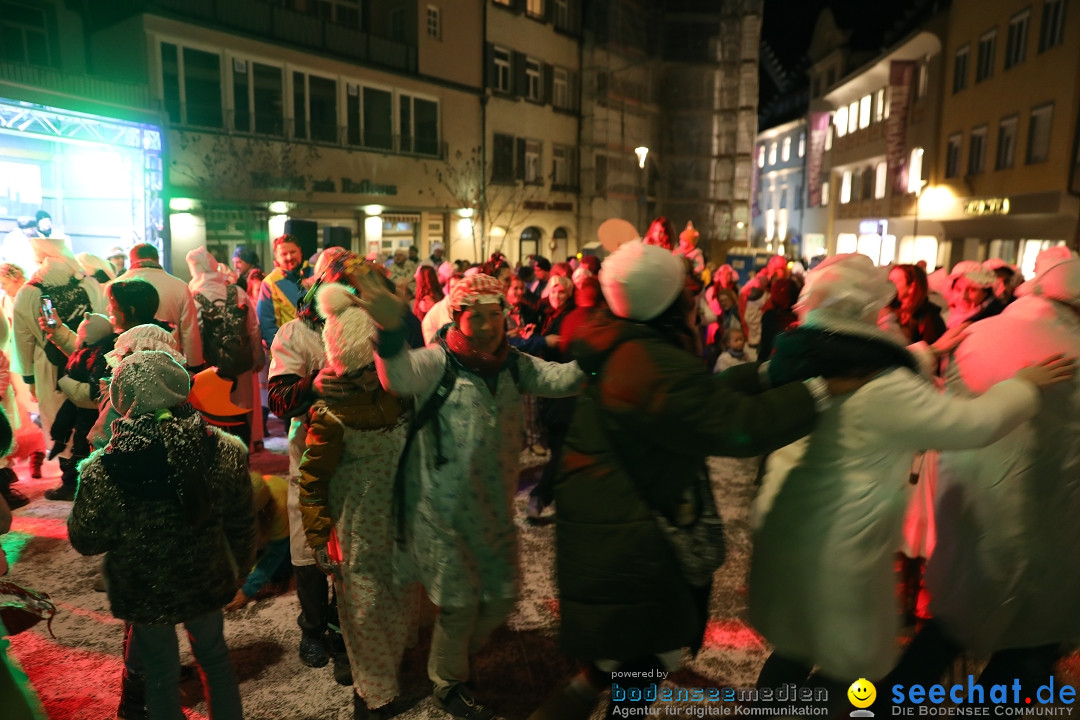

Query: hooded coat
68 410 255 625
929 293 1080 652
554 315 819 662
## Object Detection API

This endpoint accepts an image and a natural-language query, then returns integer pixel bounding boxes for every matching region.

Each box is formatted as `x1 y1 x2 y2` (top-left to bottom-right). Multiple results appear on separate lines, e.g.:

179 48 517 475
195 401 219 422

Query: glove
312 544 339 577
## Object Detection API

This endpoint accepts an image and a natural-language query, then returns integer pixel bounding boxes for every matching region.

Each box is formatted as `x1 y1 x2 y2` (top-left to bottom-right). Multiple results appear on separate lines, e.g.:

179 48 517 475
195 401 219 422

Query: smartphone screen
40 296 57 327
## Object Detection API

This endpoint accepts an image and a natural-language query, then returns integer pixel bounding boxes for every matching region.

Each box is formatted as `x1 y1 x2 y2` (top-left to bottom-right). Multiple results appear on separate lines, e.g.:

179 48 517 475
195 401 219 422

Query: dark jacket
555 315 818 661
51 333 118 456
68 410 255 625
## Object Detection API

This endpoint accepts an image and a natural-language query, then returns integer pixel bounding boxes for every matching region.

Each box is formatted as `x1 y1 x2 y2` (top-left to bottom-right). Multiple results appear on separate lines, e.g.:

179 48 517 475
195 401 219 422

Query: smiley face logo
848 678 876 709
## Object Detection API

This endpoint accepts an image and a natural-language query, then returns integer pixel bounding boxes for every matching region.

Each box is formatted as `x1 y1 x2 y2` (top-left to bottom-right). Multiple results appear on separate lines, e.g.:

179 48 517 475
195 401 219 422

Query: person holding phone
12 236 105 499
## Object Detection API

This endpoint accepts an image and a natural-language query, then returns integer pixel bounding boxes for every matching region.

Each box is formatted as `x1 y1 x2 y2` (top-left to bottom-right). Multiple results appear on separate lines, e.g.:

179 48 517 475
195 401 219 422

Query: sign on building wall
807 112 831 207
886 60 916 196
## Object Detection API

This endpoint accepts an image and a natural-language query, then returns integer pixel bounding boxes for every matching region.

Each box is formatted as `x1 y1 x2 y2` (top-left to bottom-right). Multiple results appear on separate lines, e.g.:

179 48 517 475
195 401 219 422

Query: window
1039 0 1067 52
916 56 929 99
795 184 803 210
875 88 886 121
835 106 848 137
0 1 52 66
859 95 871 129
390 9 405 41
525 58 542 101
768 142 777 165
825 124 833 150
996 115 1018 169
427 5 441 39
874 162 887 199
526 0 544 18
765 209 776 241
908 147 925 192
1027 103 1053 163
826 68 835 88
362 86 392 149
840 170 852 204
524 140 542 183
946 133 963 178
821 180 830 206
555 0 571 30
232 60 284 136
757 145 765 168
291 73 337 143
400 93 439 155
861 166 874 200
977 29 997 82
1006 11 1029 68
552 144 571 186
493 47 511 93
493 133 515 182
953 46 969 93
798 133 806 158
553 67 569 108
782 137 791 162
848 101 858 134
968 127 987 175
493 0 511 5
161 43 181 124
182 46 223 128
595 153 607 192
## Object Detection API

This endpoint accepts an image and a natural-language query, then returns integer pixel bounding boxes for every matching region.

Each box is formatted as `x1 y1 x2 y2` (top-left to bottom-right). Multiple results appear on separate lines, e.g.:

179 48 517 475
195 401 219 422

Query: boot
115 672 148 720
44 456 78 501
329 631 352 686
30 451 44 479
0 468 29 510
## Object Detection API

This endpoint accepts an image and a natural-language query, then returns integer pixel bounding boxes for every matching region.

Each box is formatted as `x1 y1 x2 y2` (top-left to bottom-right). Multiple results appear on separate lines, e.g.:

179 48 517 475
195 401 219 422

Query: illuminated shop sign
963 197 1010 215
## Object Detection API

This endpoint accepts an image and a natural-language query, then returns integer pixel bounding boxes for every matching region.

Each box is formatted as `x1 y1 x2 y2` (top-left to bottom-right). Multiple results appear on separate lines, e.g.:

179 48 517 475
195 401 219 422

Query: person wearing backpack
187 247 264 448
11 236 105 485
352 271 585 720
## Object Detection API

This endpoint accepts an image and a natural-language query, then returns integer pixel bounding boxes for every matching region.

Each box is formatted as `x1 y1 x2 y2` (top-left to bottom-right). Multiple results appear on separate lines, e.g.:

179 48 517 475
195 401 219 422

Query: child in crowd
47 313 116 460
713 327 757 374
68 350 255 720
225 472 292 611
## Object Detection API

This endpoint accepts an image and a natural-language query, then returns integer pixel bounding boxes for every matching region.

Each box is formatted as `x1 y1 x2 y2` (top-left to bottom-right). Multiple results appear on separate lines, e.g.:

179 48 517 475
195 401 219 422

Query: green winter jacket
68 410 255 625
554 316 818 662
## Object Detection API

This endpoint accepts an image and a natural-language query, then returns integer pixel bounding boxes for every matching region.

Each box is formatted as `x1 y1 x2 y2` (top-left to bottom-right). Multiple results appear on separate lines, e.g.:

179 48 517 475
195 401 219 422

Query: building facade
752 118 807 258
920 0 1079 276
805 9 949 270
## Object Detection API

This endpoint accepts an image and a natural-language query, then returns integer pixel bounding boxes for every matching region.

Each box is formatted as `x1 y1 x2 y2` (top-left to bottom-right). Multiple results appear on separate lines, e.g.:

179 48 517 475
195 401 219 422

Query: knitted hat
797 253 907 348
106 324 185 368
76 313 113 348
679 221 699 247
1015 247 1080 307
232 245 259 266
106 246 126 260
599 239 686 321
449 273 506 314
317 283 377 374
110 350 191 418
431 242 445 252
75 253 115 281
950 260 994 288
546 274 573 295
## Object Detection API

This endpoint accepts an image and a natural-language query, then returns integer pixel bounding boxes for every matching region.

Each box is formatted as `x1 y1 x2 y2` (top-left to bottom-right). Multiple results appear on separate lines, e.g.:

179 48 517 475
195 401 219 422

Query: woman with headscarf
187 247 265 450
12 236 105 495
354 272 585 719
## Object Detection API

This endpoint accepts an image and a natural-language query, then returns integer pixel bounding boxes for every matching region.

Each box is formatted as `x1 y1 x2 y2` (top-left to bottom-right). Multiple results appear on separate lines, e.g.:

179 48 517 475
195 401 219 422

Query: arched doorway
552 226 570 262
519 226 543 263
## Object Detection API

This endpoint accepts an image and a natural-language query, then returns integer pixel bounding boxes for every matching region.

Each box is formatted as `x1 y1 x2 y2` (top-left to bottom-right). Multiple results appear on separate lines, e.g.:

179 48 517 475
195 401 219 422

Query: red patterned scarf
445 326 509 378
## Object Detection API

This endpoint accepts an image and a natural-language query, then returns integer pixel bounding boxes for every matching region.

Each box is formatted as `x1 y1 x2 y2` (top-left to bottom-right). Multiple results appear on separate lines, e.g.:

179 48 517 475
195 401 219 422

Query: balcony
116 0 418 74
0 60 152 111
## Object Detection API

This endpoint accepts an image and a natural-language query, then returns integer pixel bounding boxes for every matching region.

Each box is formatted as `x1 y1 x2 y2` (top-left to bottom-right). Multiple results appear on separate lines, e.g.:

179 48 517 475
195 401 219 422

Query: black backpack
194 285 255 378
30 278 93 367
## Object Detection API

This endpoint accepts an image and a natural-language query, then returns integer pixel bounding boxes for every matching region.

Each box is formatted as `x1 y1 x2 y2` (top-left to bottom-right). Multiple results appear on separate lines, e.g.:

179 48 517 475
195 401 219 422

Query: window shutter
571 70 580 111
516 137 526 181
545 0 555 22
513 52 528 97
543 64 554 105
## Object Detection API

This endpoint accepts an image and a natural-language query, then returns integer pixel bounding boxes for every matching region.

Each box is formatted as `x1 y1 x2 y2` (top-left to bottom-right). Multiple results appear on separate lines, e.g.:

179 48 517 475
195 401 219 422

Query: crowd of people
0 216 1077 720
